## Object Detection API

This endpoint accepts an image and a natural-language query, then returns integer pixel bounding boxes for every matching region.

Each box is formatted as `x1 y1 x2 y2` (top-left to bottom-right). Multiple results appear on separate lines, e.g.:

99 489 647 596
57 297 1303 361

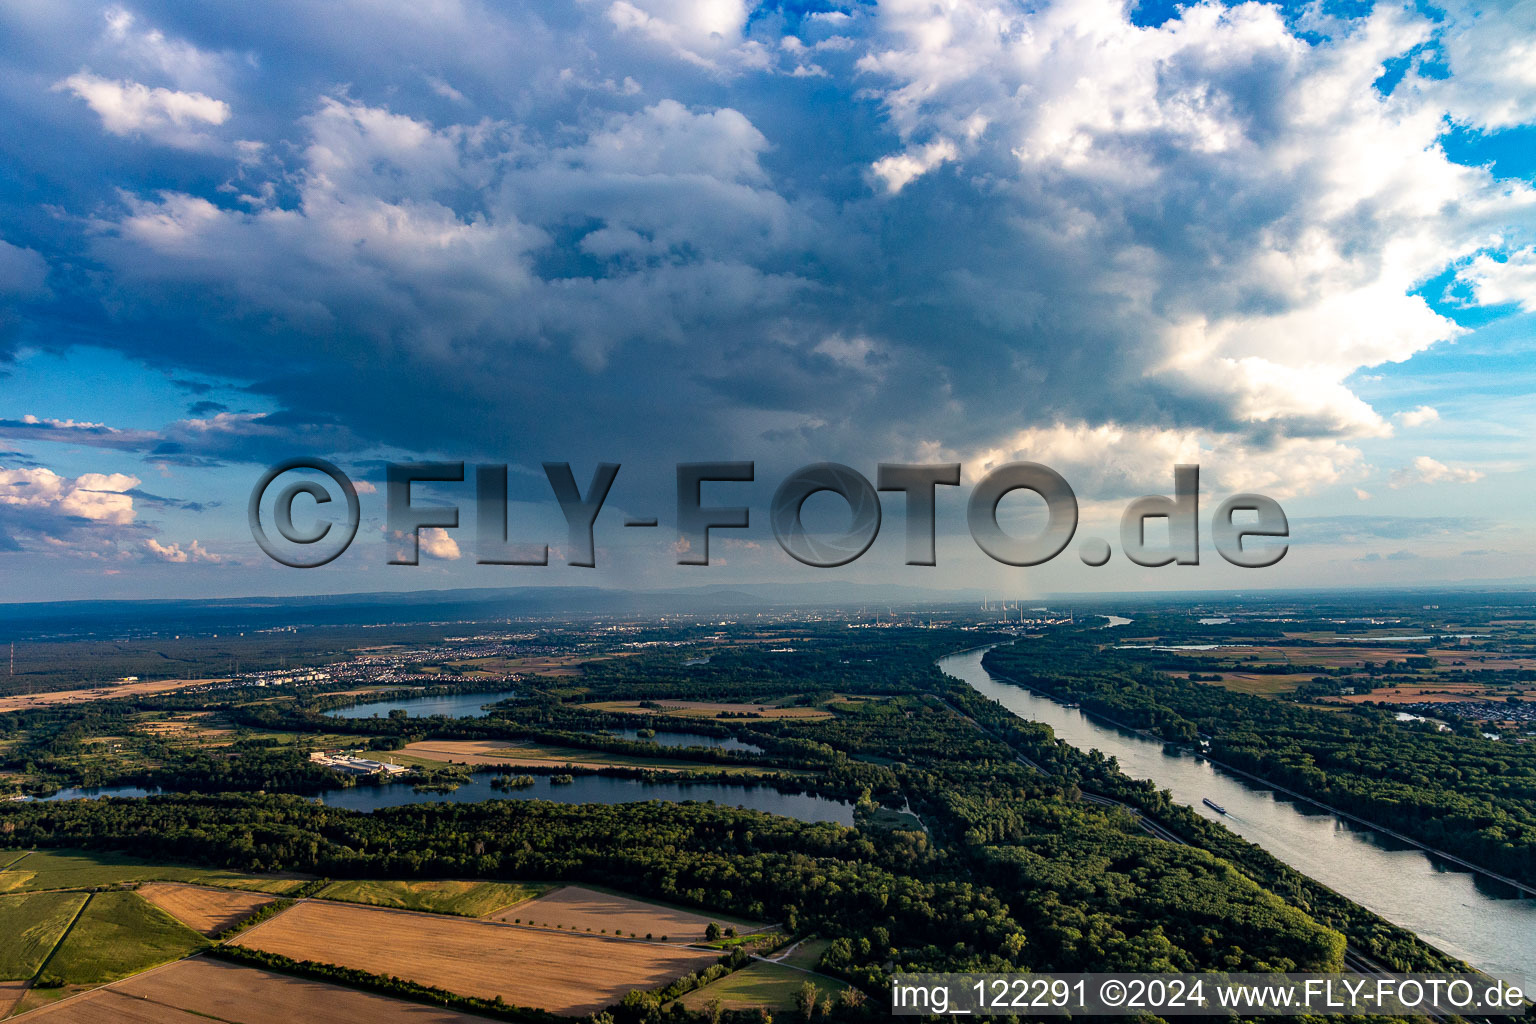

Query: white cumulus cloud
1390 455 1485 488
418 527 461 561
1394 405 1440 428
0 467 139 524
56 72 229 149
1457 247 1536 312
144 537 224 563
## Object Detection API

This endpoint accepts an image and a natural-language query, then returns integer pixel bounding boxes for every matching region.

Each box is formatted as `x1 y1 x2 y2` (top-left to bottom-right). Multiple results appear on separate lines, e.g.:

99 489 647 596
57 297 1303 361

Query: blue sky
0 0 1532 600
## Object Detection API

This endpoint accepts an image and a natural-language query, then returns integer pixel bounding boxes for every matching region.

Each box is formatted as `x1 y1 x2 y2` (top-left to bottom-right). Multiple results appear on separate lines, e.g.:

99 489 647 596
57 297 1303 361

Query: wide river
938 646 1536 986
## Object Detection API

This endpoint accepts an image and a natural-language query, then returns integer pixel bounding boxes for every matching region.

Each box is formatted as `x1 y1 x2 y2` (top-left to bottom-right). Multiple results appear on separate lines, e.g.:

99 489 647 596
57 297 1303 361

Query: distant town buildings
1394 700 1536 728
237 668 332 687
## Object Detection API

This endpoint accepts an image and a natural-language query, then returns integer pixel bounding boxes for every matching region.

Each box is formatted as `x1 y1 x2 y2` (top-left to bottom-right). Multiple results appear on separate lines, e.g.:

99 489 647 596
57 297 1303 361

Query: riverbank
989 665 1536 899
941 646 1536 986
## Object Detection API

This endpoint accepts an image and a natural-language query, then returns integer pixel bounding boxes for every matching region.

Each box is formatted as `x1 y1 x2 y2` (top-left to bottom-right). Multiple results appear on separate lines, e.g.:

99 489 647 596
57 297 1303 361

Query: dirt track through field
233 899 719 1013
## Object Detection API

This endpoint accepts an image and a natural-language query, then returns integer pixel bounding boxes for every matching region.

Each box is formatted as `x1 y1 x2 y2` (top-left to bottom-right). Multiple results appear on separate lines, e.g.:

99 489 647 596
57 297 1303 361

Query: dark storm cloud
146 411 365 467
0 0 1531 516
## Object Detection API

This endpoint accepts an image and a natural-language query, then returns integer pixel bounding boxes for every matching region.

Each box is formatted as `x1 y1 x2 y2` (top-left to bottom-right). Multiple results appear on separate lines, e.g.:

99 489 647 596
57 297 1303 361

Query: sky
0 0 1532 602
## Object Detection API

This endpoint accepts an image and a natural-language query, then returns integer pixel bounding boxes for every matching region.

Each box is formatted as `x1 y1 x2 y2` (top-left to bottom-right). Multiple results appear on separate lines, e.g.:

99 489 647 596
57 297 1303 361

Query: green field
316 878 550 916
777 937 831 970
0 849 306 895
1205 673 1312 696
677 960 848 1012
41 891 207 985
863 806 925 832
0 891 88 980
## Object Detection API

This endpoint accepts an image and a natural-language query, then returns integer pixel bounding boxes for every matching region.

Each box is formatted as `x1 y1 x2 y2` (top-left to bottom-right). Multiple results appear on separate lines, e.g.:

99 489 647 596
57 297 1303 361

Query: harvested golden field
492 885 763 941
233 899 719 1014
0 679 220 714
135 884 275 936
79 957 490 1024
0 980 28 1018
8 988 206 1023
